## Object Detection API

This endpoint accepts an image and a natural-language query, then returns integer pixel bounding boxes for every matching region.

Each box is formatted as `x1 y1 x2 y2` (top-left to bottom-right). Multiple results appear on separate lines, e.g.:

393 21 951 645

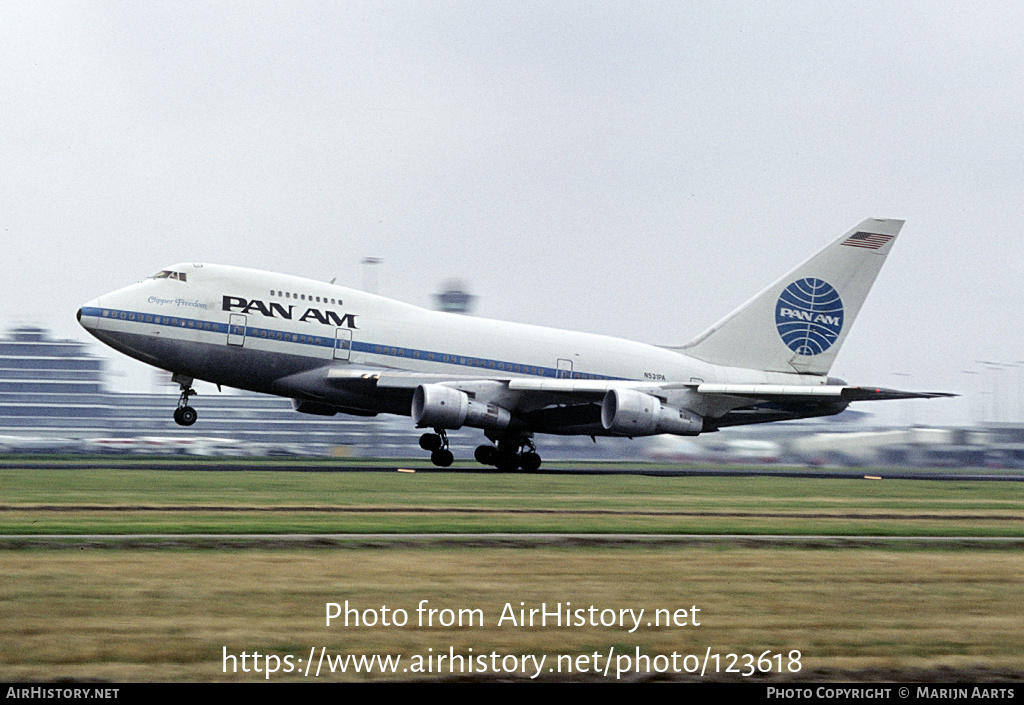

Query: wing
274 365 953 435
685 383 955 428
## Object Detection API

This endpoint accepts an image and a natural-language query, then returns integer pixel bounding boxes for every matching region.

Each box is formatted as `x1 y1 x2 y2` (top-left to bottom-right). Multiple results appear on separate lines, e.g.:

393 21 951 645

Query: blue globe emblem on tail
775 278 844 356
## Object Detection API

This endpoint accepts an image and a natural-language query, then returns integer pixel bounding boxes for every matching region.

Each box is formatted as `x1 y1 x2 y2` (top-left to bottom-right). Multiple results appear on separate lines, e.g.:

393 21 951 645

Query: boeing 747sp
77 218 951 470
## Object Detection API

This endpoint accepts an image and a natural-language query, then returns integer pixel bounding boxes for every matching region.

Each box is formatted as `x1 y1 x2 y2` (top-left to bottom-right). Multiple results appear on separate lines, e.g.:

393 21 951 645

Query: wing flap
325 368 499 389
327 369 663 394
506 378 664 393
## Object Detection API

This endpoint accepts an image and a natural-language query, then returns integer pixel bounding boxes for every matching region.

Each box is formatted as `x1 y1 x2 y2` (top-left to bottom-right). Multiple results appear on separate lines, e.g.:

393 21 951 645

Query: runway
2 458 1022 481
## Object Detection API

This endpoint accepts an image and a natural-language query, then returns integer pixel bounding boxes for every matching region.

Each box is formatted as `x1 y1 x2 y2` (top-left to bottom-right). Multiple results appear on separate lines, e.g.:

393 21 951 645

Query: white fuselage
78 263 819 415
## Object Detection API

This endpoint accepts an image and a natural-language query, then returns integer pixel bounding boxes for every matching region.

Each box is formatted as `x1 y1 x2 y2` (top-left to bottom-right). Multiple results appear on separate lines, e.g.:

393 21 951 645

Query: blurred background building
433 279 475 315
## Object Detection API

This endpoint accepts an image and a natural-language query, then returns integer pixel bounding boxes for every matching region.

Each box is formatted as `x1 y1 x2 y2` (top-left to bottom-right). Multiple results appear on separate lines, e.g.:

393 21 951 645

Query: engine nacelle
601 388 703 436
411 384 511 431
411 384 467 428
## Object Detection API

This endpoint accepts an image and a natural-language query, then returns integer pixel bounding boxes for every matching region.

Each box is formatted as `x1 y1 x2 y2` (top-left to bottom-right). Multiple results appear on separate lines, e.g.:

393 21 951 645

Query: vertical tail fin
679 218 904 375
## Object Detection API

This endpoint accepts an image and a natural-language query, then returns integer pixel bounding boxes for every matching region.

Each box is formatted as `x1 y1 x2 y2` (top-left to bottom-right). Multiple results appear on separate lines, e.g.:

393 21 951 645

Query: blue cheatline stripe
79 307 618 381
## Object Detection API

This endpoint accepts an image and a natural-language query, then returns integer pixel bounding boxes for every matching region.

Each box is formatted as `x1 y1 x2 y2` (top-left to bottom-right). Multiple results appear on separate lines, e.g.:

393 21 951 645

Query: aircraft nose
77 298 101 331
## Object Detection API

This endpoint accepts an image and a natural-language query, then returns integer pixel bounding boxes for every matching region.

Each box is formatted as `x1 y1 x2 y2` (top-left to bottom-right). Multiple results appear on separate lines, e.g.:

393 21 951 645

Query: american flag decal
841 231 894 249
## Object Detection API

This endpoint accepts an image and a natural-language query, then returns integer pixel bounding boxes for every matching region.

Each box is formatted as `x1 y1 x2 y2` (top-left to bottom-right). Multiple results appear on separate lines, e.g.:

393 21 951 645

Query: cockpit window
153 270 187 282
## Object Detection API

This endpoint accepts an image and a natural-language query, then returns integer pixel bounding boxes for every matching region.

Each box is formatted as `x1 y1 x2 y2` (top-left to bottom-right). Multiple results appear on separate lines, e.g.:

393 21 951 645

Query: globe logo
775 278 844 355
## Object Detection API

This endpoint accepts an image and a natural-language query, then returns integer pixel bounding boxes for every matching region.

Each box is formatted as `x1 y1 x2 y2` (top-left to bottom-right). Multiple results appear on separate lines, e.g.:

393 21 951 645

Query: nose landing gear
172 374 198 427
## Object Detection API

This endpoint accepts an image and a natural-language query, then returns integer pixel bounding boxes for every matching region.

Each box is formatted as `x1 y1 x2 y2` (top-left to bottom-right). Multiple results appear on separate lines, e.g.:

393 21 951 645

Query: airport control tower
433 279 475 315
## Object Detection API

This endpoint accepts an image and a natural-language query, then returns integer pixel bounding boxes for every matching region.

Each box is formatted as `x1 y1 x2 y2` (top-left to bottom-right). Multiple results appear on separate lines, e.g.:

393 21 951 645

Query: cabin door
334 328 352 361
227 314 246 346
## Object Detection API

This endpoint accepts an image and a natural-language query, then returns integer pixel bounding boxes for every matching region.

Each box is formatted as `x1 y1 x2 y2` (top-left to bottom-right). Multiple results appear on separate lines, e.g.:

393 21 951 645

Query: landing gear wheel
419 433 443 452
174 406 197 427
519 452 541 473
430 449 454 467
474 445 499 466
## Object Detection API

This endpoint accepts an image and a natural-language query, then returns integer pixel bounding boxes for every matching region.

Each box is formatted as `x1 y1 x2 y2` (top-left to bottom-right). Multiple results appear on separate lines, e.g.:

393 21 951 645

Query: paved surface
3 458 1023 480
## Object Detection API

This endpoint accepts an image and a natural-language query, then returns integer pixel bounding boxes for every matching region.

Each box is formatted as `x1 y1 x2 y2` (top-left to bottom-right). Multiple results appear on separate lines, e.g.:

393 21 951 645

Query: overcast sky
3 2 1023 425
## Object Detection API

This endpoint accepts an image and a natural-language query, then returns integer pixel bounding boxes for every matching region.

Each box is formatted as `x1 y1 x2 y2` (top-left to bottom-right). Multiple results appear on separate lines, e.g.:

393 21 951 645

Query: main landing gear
172 375 198 427
419 429 454 467
475 433 542 472
419 430 542 471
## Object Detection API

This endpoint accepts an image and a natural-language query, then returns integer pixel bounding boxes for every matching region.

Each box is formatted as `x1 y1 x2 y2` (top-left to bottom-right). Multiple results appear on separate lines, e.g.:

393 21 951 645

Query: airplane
77 218 952 471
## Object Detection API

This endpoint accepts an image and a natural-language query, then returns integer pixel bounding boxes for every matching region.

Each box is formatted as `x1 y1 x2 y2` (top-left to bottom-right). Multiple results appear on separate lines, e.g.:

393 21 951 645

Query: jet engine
411 384 511 430
600 388 703 436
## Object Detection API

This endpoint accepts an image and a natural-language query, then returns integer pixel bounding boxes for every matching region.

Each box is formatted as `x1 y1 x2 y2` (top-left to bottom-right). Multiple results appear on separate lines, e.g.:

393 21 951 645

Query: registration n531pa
78 218 951 470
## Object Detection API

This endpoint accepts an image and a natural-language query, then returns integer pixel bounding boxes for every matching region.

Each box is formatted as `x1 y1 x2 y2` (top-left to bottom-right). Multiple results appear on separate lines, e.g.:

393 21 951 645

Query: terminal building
0 326 107 440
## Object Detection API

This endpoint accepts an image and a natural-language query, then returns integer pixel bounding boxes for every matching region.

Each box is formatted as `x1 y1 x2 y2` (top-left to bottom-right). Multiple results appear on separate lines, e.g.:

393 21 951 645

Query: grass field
2 463 1023 536
3 548 1023 682
1 460 1022 682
